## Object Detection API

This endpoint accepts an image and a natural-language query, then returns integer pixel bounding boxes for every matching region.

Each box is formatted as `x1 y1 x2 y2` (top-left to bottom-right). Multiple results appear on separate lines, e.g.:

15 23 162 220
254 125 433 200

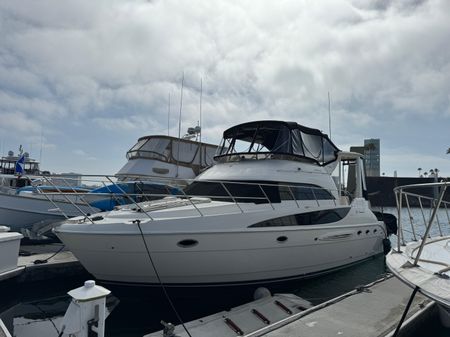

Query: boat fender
383 238 392 255
254 287 271 300
373 211 397 236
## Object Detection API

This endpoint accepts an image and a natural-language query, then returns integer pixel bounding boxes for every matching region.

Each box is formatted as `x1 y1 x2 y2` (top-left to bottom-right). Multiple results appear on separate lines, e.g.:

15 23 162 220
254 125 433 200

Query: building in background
363 139 380 177
350 138 380 177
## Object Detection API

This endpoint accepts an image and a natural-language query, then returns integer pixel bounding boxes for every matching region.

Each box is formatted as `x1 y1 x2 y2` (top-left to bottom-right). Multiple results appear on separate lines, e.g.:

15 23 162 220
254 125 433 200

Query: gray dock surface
262 276 430 337
12 244 89 282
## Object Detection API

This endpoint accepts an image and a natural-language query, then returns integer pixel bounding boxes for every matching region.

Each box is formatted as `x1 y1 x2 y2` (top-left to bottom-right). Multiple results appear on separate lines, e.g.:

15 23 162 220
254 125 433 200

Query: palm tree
424 172 428 178
418 167 422 177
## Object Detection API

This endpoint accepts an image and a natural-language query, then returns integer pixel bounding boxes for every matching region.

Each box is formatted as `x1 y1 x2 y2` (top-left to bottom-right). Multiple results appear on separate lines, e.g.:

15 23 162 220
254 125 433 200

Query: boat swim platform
1 244 89 284
261 275 433 337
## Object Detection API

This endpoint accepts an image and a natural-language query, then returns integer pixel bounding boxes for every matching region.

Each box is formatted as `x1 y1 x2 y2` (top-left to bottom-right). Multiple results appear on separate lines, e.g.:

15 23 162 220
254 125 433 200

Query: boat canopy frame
215 121 340 166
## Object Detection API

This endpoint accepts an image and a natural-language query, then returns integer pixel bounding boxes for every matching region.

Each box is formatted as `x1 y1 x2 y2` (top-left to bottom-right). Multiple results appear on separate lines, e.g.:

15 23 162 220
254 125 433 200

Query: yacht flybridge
115 133 218 183
54 121 390 286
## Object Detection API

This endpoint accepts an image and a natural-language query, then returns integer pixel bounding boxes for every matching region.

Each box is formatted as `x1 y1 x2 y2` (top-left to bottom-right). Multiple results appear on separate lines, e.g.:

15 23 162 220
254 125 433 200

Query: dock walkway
3 244 89 283
262 276 431 337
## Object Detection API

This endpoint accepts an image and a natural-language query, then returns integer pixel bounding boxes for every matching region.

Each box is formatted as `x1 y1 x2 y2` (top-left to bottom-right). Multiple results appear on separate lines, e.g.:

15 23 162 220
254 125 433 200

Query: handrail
393 181 449 265
9 174 343 234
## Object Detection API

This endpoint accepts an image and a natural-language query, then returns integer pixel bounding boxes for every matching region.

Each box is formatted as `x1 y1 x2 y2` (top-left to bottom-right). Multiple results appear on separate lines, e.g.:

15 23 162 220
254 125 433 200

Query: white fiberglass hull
0 193 99 231
56 204 385 286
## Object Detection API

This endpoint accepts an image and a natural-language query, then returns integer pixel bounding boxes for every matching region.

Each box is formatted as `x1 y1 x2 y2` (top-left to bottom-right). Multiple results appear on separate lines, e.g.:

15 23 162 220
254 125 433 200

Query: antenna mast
328 91 332 138
39 130 43 164
168 93 171 136
176 73 184 177
199 78 203 167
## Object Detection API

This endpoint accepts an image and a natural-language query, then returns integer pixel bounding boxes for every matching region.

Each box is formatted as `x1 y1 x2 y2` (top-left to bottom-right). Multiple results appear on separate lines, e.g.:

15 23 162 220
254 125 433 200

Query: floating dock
262 276 432 337
146 275 434 337
1 243 89 283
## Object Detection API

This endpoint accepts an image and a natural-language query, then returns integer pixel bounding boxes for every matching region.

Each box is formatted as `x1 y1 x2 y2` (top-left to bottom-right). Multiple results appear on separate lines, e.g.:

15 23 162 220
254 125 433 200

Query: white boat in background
0 131 216 237
116 129 218 183
0 185 100 233
0 148 40 192
55 120 391 287
386 181 450 327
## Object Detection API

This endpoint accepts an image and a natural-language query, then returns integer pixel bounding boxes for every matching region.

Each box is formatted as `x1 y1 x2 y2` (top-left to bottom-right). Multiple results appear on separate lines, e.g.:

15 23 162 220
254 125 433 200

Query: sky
0 0 449 178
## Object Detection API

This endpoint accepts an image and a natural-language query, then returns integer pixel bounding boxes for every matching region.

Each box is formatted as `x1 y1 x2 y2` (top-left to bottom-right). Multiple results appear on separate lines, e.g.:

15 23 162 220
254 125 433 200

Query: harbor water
1 207 450 337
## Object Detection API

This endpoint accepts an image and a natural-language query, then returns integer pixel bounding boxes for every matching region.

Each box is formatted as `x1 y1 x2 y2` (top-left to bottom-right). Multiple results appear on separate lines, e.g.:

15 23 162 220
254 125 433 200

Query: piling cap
68 280 111 301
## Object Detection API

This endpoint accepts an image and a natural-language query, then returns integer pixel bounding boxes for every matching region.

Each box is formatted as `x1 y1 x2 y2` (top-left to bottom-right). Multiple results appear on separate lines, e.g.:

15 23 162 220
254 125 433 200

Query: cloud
0 0 449 175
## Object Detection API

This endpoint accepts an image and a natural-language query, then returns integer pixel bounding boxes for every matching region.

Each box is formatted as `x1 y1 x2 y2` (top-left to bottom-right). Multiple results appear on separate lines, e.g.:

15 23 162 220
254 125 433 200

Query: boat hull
56 219 385 286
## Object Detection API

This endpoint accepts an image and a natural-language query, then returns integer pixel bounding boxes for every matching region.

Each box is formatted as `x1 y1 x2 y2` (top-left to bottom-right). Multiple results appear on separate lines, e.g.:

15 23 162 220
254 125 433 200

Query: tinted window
184 181 334 203
249 208 350 227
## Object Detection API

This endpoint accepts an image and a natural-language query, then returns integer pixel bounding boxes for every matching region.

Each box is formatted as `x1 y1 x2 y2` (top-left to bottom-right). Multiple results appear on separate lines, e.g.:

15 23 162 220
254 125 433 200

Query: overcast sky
1 0 449 177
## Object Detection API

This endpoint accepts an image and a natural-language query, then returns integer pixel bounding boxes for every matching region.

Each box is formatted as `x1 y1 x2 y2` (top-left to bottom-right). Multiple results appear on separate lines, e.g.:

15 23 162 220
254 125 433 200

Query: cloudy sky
0 0 449 177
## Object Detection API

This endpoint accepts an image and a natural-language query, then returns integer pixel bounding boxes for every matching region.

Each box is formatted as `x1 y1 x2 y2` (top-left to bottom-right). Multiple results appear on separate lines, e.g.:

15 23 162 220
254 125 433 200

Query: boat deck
387 237 450 308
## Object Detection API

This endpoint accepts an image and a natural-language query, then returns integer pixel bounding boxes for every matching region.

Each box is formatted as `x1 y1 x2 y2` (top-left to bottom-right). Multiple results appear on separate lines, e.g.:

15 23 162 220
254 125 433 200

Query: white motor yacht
54 121 389 286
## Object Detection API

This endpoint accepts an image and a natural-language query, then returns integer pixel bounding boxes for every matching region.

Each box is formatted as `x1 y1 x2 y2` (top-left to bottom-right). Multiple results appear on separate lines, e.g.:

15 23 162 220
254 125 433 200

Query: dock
2 243 89 283
145 274 434 337
261 276 432 337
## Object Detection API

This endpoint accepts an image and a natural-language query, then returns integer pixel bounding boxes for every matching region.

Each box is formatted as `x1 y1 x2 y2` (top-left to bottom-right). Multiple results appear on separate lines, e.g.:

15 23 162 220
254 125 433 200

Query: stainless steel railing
13 174 341 223
394 181 450 265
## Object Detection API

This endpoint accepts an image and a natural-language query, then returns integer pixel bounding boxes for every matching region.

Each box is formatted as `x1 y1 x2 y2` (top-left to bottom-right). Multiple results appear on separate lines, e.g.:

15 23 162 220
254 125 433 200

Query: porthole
357 230 362 235
277 236 288 243
373 229 377 233
177 239 199 248
365 230 370 234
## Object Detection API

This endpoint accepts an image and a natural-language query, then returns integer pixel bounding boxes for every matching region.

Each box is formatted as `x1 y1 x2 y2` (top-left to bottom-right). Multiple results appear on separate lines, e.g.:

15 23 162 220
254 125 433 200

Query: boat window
140 138 170 154
248 208 351 227
301 133 323 161
127 138 170 161
172 140 199 164
184 181 334 203
129 138 148 151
